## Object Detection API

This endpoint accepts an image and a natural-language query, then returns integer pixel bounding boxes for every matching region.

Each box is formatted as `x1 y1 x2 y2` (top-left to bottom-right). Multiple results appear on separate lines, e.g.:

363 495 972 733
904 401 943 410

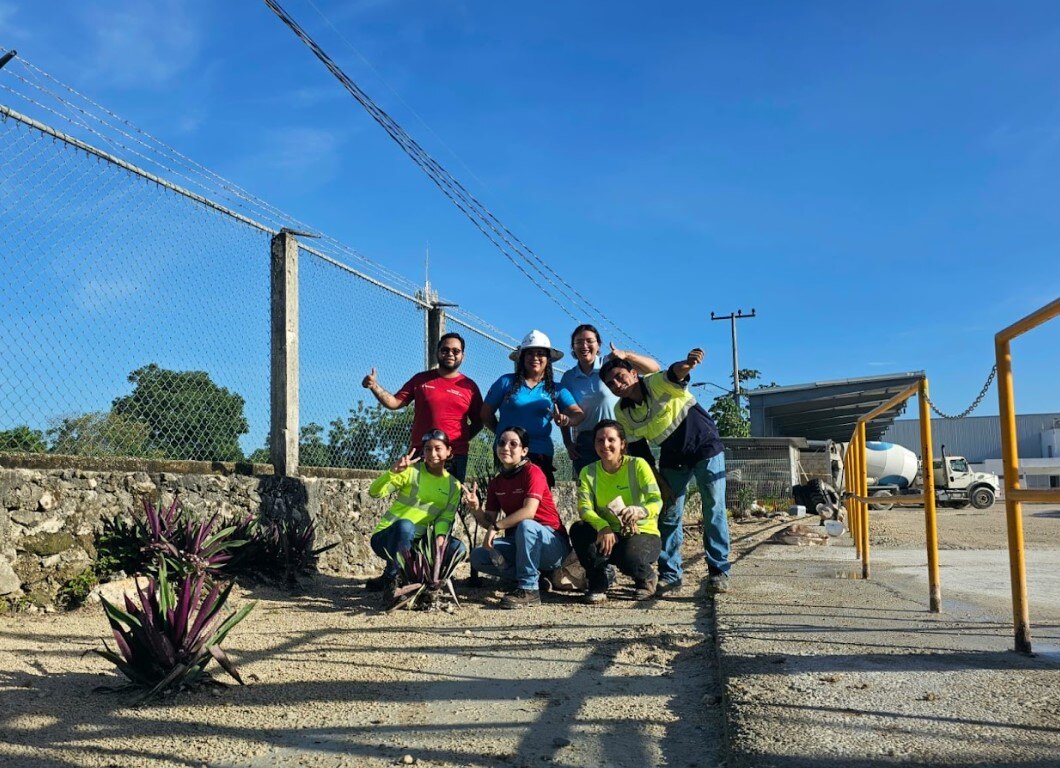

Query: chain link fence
0 96 528 471
0 109 271 461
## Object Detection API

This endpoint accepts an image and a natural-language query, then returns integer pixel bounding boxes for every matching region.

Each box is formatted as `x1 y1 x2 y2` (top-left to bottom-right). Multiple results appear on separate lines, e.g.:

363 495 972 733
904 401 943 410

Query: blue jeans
370 518 467 579
469 519 571 590
570 430 598 478
659 451 729 583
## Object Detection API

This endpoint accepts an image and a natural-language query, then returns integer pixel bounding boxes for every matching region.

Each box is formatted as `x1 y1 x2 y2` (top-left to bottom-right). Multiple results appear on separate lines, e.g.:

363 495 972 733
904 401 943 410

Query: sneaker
501 588 541 609
708 573 730 594
583 591 608 605
538 574 554 594
364 573 390 592
657 579 683 596
634 573 658 601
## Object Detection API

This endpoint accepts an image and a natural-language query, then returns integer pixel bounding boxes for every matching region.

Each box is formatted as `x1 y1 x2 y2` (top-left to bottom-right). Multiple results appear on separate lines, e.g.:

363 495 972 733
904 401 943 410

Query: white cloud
78 0 201 88
246 127 343 186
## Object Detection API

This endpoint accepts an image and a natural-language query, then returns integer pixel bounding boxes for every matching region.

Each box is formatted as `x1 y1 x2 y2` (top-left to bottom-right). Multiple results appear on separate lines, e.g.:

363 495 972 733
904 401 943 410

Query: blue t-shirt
560 359 619 439
484 374 577 456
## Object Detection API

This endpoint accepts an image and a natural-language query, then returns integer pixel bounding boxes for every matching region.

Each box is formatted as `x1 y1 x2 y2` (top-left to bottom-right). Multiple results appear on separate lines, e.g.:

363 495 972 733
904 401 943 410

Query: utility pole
710 308 756 405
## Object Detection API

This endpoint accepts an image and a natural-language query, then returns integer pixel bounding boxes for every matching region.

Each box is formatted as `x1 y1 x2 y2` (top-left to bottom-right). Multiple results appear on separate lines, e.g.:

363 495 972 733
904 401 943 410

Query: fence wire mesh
0 111 271 462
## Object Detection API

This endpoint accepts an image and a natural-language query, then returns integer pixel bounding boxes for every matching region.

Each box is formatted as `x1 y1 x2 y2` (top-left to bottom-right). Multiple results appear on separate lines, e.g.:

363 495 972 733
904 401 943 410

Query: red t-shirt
395 370 482 456
486 462 562 531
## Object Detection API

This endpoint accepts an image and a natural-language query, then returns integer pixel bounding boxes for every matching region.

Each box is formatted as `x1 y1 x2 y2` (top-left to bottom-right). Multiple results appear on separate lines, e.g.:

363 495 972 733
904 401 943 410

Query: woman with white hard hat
480 330 584 487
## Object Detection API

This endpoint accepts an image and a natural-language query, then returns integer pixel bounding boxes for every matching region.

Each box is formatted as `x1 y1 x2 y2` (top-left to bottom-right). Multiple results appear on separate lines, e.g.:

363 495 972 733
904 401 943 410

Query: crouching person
366 430 465 604
465 426 570 609
571 420 662 603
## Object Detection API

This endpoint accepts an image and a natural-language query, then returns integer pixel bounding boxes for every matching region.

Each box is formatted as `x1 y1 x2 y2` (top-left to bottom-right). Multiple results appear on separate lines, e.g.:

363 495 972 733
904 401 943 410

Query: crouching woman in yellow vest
366 429 465 598
570 419 663 603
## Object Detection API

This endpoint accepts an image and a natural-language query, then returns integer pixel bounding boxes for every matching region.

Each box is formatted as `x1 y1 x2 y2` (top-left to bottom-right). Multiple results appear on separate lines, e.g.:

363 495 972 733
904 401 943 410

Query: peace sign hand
552 404 570 428
362 367 378 389
461 481 481 511
391 449 420 474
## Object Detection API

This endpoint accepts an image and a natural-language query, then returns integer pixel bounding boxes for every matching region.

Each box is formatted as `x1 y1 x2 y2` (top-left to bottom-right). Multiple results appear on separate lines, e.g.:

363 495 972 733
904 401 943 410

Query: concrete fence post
426 301 446 370
270 230 299 476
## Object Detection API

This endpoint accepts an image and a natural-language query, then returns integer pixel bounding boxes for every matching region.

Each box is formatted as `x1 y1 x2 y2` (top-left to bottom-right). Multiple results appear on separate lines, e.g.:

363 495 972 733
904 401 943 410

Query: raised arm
609 343 660 375
362 368 405 411
669 347 704 382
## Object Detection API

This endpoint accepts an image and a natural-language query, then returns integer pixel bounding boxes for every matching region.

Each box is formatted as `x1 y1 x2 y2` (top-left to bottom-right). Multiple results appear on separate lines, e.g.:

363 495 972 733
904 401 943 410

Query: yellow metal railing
995 297 1060 654
842 377 942 611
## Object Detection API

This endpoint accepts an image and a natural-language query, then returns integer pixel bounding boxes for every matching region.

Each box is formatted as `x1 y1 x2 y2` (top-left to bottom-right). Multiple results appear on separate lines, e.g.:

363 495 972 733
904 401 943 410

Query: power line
261 0 651 352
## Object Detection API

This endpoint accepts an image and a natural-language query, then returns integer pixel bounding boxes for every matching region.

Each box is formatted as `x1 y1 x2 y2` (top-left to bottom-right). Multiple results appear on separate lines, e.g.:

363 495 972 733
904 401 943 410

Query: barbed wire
922 366 997 419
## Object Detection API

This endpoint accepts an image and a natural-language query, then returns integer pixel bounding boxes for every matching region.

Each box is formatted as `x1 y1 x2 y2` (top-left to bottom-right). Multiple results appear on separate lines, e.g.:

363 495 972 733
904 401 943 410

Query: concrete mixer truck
832 441 1000 510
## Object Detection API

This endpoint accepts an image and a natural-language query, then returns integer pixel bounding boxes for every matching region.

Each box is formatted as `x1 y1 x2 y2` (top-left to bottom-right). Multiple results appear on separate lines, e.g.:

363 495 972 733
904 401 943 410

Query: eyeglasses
421 429 450 444
524 348 550 358
438 347 463 356
572 338 598 347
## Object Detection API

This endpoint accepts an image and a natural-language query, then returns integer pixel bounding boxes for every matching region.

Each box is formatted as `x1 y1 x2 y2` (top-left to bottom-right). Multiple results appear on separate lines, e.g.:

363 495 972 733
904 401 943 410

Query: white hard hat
508 329 565 362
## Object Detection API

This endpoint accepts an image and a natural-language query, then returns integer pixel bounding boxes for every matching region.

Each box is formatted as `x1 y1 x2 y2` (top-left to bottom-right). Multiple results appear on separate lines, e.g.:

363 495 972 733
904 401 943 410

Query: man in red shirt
362 332 483 481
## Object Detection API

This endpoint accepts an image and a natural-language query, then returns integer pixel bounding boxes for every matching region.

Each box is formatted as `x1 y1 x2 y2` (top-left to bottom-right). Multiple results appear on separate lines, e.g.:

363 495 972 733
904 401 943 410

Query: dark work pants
570 521 661 593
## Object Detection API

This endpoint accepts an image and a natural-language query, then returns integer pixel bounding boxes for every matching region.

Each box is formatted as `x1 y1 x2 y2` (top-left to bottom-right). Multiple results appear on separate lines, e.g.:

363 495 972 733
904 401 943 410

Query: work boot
501 588 541 609
381 577 398 607
634 573 658 601
538 574 554 594
657 579 683 597
364 573 390 592
708 573 730 594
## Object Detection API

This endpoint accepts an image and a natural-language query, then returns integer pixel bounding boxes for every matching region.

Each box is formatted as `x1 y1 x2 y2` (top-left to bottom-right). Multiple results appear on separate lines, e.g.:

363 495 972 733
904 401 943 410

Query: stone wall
0 453 586 609
0 453 700 609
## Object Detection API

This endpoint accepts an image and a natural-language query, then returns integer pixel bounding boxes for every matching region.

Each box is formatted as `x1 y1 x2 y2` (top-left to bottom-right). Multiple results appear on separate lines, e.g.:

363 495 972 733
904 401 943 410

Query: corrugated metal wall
883 413 1060 462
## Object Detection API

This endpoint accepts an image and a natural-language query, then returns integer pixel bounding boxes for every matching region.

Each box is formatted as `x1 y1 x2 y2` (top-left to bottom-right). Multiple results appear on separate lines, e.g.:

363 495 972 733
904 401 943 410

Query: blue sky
2 0 1058 423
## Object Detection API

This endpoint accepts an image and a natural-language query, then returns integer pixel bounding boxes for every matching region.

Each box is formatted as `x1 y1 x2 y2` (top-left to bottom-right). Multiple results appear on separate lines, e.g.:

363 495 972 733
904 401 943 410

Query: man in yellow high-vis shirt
600 347 730 594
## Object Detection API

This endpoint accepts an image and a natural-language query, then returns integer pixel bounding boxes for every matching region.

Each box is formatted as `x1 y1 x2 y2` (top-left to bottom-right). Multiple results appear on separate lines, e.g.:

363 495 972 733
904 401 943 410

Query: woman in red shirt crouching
463 426 570 609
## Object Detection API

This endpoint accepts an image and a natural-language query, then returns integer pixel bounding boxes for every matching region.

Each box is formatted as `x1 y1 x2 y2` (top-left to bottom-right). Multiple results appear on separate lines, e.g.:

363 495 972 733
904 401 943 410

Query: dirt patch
0 535 725 768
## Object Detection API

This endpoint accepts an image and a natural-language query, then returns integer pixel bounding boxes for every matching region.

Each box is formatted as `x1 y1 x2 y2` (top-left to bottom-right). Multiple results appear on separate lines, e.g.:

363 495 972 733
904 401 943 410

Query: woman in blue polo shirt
560 324 661 477
481 330 584 487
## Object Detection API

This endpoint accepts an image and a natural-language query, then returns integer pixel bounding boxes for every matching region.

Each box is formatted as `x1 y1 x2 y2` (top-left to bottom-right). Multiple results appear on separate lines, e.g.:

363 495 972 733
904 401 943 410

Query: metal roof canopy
748 371 925 442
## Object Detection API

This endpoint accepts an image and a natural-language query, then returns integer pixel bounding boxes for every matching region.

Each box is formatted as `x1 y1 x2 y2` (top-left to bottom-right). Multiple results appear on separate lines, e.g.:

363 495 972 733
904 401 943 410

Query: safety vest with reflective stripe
614 370 696 446
369 465 461 536
577 456 661 537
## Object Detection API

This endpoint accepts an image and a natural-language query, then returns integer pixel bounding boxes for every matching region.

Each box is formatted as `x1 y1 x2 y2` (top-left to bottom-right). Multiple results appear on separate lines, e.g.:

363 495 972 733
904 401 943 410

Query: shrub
95 560 255 703
390 527 466 612
225 515 338 583
57 569 99 609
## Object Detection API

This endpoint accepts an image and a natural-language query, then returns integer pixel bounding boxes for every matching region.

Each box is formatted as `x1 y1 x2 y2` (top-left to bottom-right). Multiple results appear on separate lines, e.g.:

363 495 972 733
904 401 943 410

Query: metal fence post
270 231 299 476
918 378 942 612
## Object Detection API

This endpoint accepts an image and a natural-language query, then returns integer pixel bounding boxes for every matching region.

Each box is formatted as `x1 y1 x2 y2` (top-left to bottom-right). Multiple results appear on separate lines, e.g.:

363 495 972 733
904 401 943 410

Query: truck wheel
870 490 895 511
970 486 995 510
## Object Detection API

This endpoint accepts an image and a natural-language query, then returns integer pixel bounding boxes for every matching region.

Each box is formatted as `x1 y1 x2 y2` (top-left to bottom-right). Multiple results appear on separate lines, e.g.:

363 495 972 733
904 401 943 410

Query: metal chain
922 365 997 419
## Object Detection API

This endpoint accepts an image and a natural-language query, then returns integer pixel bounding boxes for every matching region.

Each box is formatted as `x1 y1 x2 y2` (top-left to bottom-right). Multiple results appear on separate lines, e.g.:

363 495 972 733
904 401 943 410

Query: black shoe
365 573 390 592
708 573 730 594
538 574 554 594
501 588 541 609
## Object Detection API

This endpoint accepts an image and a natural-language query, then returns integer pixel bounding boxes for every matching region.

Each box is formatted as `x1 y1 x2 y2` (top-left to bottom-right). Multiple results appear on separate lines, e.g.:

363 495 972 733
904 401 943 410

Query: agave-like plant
94 559 256 703
226 515 338 582
142 497 244 577
389 526 467 612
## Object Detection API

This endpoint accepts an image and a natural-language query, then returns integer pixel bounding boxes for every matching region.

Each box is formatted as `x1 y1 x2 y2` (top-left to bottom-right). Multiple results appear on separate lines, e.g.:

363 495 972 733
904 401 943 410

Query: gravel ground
716 502 1060 768
0 533 725 768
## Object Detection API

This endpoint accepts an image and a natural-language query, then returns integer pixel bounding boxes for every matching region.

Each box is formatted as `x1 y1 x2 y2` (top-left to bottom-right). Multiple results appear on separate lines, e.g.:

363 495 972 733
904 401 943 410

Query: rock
40 554 61 569
0 559 21 595
401 755 416 765
551 737 572 748
88 576 152 605
38 491 56 511
19 531 75 557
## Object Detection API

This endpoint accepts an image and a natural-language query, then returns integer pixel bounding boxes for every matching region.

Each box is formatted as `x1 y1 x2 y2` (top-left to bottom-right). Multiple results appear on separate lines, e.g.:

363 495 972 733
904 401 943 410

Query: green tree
708 369 777 438
249 422 334 467
112 364 249 461
326 402 414 470
0 425 48 454
48 412 158 457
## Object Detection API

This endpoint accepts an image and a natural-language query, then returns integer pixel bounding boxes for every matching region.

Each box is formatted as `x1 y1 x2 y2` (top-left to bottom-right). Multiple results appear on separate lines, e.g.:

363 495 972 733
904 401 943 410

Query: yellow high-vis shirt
369 465 461 536
577 455 661 536
613 370 696 446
